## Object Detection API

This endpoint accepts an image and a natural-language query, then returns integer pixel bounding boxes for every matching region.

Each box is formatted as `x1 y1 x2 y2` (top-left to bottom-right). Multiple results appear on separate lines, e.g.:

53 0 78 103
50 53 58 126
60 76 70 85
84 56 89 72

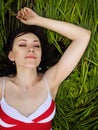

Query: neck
14 67 39 87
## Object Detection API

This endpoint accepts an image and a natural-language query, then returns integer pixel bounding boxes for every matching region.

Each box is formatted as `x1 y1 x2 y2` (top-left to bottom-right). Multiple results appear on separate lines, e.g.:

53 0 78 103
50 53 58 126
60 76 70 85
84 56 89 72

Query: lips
25 55 36 59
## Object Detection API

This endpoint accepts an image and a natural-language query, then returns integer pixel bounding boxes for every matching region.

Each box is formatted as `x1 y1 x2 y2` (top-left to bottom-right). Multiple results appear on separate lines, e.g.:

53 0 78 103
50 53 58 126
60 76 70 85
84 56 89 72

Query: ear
8 51 15 61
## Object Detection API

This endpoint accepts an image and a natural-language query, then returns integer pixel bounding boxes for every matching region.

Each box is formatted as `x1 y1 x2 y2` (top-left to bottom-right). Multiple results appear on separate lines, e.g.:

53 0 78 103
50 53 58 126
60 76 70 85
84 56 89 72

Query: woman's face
8 33 42 69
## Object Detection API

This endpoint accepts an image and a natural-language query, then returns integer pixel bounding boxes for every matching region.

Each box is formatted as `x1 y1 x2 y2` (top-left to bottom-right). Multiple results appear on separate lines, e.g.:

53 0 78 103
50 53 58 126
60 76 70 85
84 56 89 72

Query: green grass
0 0 98 129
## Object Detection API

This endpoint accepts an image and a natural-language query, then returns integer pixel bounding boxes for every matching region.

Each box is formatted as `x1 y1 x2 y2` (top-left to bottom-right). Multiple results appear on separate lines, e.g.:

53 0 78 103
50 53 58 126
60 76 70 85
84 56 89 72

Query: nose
28 46 34 52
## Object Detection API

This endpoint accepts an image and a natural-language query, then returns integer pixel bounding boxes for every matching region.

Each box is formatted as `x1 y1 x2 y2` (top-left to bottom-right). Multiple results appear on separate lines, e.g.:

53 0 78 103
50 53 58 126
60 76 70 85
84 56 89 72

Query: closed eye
19 44 26 47
33 45 40 48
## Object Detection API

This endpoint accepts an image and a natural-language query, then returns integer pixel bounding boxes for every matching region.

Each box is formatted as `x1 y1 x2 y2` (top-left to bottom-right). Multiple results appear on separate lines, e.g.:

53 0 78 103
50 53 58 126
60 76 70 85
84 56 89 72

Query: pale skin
0 7 91 116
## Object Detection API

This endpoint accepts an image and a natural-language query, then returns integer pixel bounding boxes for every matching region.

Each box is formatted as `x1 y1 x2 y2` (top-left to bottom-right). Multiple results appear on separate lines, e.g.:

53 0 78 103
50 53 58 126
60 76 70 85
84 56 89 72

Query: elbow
85 29 91 41
76 29 91 46
79 29 91 44
88 30 91 35
74 29 91 42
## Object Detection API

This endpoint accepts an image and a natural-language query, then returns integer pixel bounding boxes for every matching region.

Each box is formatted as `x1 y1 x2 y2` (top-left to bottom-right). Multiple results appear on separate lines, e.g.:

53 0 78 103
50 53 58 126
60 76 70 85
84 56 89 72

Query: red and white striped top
0 76 56 130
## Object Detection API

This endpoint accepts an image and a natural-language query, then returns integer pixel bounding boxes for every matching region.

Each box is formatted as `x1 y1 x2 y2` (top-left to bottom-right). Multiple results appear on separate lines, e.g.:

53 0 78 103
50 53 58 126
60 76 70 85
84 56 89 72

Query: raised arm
17 7 91 98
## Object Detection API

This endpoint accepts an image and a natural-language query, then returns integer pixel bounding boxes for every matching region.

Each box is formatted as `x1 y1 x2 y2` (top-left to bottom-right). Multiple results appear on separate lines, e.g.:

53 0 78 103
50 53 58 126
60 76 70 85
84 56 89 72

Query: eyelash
18 44 40 48
34 45 40 48
19 44 26 47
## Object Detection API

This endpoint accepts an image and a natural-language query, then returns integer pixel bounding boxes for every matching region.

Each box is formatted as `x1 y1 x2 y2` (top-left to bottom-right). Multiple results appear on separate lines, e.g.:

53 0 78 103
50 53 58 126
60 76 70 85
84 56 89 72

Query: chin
24 63 39 69
24 65 37 69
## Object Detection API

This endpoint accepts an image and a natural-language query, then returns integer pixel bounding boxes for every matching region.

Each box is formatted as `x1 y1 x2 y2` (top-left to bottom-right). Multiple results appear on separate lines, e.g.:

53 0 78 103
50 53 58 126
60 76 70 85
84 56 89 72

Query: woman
0 7 91 130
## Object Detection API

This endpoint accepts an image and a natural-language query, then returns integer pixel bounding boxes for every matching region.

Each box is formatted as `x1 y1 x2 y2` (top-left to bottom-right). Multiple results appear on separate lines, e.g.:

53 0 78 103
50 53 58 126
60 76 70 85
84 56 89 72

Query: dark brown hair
0 25 60 76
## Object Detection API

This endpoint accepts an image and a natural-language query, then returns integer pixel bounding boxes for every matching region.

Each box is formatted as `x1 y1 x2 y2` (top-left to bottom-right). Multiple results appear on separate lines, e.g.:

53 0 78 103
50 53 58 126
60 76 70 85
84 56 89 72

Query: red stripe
0 105 52 130
0 122 52 130
33 100 55 122
0 106 23 124
0 102 54 130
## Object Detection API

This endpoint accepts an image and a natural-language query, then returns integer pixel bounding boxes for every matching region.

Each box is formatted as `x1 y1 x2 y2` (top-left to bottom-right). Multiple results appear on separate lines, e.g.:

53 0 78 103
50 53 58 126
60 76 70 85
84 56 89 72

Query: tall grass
0 0 98 129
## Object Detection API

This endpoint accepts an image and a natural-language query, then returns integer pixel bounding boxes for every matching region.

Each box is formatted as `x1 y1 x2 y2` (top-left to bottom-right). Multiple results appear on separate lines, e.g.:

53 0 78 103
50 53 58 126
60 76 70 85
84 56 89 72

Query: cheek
36 50 42 64
38 50 42 59
13 50 24 59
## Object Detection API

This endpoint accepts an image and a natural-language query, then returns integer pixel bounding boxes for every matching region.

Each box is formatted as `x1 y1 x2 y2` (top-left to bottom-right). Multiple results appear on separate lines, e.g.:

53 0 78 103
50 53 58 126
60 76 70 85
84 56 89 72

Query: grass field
0 0 98 129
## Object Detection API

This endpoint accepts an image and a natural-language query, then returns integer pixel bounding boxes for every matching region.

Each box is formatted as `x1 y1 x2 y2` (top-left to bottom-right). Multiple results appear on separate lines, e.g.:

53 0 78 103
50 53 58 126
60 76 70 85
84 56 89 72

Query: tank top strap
2 77 6 98
43 75 50 92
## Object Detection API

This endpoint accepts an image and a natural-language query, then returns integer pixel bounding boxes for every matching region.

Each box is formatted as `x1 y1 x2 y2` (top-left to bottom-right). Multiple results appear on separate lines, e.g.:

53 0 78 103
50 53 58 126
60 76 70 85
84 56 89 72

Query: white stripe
1 98 33 123
0 118 17 128
28 92 52 120
38 107 56 123
1 77 54 123
1 93 52 123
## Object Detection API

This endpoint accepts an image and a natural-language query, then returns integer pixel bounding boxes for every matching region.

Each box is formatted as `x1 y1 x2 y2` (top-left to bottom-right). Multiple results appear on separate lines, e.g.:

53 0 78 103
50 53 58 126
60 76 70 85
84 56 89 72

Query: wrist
34 16 46 27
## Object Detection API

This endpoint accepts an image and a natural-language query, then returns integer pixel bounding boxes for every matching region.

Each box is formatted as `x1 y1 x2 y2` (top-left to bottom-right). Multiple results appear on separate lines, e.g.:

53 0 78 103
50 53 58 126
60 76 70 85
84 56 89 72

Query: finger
23 7 29 16
17 10 22 18
24 7 33 16
16 15 27 23
17 8 25 18
19 8 25 17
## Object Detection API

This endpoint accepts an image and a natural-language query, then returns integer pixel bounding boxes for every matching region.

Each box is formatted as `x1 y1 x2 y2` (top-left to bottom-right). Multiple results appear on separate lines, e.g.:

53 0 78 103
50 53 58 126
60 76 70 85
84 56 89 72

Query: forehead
14 33 40 43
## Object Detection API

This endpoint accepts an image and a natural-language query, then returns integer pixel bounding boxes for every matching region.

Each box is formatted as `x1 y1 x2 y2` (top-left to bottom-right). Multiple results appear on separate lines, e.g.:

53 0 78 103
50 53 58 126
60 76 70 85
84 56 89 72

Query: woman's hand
16 7 40 25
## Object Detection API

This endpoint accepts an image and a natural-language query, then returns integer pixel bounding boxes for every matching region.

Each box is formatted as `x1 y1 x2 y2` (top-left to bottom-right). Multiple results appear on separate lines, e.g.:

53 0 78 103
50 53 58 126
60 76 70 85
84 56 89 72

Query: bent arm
36 15 91 97
36 17 91 81
17 7 91 98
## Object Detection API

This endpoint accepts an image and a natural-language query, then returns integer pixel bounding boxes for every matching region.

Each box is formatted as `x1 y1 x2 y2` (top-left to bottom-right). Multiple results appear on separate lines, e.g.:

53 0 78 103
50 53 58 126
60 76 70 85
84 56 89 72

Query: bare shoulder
0 77 4 100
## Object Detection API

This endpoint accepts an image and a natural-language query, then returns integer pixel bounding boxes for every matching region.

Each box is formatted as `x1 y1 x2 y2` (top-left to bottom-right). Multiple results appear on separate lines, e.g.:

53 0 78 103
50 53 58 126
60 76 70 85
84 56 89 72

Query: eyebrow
17 39 40 43
17 39 27 42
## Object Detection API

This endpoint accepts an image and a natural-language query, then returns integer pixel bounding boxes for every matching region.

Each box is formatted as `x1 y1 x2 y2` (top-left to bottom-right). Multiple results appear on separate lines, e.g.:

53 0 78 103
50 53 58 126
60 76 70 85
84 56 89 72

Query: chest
5 84 48 117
